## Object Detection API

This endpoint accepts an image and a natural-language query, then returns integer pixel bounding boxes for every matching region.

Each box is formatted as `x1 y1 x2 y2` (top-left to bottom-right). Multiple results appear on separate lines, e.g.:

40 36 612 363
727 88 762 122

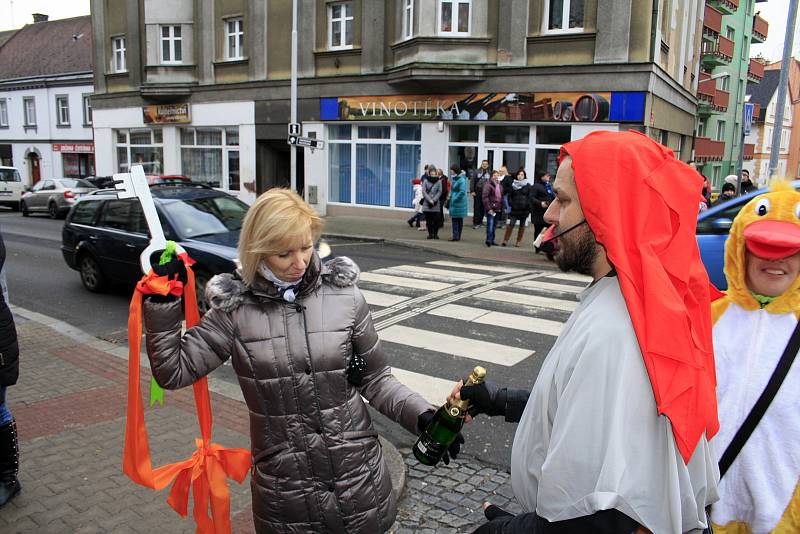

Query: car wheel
48 202 59 219
20 201 29 217
79 253 107 292
12 202 20 212
193 268 211 315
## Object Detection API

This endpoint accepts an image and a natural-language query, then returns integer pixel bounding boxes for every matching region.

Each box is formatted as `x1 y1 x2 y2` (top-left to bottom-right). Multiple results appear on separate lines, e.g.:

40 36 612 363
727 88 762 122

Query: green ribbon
149 241 178 408
751 291 778 308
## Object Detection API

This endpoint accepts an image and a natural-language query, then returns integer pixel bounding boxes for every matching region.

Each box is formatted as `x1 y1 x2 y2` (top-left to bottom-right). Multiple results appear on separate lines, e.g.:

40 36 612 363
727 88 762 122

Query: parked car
61 183 248 313
0 166 25 211
85 175 116 189
146 174 191 185
697 180 800 290
21 178 97 218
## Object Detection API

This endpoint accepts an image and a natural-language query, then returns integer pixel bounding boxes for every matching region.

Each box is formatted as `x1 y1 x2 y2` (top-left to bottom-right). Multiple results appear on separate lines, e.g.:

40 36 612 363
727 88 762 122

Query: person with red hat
452 131 720 533
709 182 800 533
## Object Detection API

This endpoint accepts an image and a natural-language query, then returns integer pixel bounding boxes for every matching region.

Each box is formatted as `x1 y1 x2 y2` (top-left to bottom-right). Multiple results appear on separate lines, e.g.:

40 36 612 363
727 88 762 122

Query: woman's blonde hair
237 188 323 286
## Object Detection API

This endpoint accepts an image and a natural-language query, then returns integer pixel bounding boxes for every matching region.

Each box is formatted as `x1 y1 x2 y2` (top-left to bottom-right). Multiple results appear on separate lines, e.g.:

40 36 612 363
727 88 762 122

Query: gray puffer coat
143 255 432 534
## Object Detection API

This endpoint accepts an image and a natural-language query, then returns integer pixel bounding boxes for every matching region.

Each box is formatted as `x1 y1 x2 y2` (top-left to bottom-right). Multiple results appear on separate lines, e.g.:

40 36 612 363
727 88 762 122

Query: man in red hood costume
456 131 720 533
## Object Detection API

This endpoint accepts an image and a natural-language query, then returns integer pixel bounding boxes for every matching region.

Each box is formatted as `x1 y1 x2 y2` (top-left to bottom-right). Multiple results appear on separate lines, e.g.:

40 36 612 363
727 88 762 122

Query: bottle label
415 434 447 462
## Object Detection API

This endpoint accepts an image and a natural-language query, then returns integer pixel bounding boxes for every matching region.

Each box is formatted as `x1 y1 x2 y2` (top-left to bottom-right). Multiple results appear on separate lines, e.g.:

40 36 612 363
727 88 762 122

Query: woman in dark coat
530 171 555 243
501 169 533 247
0 232 20 507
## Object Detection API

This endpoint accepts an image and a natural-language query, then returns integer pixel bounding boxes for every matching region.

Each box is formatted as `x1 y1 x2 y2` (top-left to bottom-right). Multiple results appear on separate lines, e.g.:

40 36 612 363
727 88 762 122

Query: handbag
718 319 800 478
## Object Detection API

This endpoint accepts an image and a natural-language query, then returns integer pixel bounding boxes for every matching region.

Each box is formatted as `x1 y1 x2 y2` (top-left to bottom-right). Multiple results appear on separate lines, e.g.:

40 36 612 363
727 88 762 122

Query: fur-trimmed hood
205 255 361 312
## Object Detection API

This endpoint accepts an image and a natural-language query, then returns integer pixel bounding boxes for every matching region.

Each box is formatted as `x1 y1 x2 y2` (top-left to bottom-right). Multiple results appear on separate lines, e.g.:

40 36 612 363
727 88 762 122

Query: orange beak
743 220 800 260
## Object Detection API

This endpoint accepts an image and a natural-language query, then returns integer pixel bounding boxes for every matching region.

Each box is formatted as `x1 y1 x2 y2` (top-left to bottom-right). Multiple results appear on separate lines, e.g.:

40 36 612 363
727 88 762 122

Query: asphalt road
1 210 566 471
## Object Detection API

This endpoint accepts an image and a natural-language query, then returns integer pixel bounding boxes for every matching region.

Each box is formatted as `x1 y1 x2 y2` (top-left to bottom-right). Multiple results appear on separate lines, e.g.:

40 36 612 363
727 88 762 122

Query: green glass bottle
413 366 486 466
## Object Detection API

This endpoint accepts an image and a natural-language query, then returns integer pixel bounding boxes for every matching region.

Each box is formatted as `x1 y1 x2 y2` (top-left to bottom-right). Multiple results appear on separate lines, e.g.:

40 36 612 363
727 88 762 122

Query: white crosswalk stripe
360 290 409 307
360 272 452 291
546 272 593 284
476 289 578 312
427 303 564 337
374 264 490 281
426 260 524 274
514 279 587 294
390 368 454 406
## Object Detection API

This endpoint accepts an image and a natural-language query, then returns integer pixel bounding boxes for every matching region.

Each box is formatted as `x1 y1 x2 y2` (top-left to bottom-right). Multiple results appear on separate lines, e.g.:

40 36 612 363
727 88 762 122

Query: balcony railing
698 75 716 101
695 137 725 162
748 58 765 82
743 143 755 160
714 89 730 111
701 37 733 67
704 5 723 37
707 0 739 15
751 102 762 121
752 14 768 43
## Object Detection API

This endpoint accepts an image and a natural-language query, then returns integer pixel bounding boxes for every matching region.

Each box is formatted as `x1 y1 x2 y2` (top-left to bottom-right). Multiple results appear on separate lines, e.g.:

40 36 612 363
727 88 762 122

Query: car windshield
161 195 248 238
0 169 21 182
59 179 94 188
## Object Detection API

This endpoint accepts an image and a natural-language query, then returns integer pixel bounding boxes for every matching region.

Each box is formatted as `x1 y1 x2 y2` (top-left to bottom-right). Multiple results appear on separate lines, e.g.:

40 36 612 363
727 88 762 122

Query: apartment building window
439 0 471 35
180 127 240 190
115 129 163 173
697 120 706 138
328 3 354 50
0 99 7 127
544 0 584 33
23 97 36 127
83 95 92 126
402 0 414 40
160 25 183 64
716 121 726 142
225 18 244 60
721 76 730 91
726 27 734 40
56 95 70 126
112 36 127 72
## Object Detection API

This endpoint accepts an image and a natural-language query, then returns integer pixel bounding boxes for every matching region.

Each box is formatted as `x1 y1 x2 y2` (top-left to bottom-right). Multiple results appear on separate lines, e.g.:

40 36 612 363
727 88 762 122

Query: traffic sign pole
290 0 298 193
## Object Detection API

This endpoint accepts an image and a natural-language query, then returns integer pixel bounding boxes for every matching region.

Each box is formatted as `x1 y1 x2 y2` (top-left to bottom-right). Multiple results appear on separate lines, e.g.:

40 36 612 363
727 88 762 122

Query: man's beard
555 224 599 275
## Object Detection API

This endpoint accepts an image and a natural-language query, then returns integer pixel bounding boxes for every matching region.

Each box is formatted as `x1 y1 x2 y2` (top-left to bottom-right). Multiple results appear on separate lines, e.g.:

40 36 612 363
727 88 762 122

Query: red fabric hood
560 131 719 464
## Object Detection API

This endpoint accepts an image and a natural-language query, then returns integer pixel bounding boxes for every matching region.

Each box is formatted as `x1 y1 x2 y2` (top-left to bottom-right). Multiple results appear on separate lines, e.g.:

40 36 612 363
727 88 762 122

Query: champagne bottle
413 366 486 466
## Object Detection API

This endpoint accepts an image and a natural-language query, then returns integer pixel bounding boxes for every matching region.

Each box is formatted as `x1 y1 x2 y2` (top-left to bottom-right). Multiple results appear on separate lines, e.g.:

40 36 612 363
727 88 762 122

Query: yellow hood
722 181 800 315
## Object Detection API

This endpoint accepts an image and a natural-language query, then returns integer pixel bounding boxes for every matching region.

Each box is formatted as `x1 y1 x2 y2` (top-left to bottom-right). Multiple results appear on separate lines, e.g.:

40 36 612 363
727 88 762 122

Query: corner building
91 1 706 211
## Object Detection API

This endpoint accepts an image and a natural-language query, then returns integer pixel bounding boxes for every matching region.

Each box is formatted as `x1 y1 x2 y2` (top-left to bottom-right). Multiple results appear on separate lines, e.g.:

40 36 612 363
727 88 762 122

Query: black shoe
501 242 507 247
408 220 414 228
434 235 440 239
492 242 499 246
0 420 21 508
427 235 434 240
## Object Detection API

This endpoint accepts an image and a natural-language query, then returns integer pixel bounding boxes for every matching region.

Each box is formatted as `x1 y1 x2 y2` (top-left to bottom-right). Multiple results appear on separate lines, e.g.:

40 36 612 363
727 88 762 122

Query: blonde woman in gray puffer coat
143 189 463 534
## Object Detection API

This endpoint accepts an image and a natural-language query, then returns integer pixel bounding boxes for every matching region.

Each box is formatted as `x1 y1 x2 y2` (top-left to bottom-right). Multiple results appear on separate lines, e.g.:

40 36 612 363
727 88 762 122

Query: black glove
152 255 187 284
460 380 508 418
417 409 465 466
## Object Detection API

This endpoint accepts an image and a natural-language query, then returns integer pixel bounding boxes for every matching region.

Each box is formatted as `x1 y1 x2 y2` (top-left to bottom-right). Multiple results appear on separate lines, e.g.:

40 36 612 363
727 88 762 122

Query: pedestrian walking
422 166 443 240
709 182 800 533
501 169 531 247
530 171 555 247
407 178 425 228
497 165 513 229
456 131 719 532
482 170 503 247
438 168 450 230
0 233 20 508
448 166 469 241
143 189 456 533
472 160 491 228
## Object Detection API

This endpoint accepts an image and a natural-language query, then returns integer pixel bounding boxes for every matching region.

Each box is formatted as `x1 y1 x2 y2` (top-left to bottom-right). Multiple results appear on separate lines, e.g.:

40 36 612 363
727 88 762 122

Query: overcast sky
0 0 793 61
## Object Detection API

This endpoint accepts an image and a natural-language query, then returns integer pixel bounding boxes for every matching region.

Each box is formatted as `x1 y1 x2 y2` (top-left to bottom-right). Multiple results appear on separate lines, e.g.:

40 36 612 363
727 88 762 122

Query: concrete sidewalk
322 214 555 269
0 307 407 533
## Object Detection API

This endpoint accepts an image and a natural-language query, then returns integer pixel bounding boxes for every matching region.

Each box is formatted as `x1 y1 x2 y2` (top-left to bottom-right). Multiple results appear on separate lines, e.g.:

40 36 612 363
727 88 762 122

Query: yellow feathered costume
711 181 800 534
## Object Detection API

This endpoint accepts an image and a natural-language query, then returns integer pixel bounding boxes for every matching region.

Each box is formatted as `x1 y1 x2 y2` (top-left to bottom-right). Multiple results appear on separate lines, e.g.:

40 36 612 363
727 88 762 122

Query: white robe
511 276 719 533
711 303 799 533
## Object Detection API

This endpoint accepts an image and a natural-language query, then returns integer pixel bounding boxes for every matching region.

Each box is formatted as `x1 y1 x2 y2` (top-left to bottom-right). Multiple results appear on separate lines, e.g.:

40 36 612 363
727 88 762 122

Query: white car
0 167 25 211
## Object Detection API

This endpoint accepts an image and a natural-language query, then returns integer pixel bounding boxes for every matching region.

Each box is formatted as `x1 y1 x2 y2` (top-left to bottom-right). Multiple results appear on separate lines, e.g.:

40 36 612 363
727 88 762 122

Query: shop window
329 143 352 203
439 0 471 35
115 129 164 174
0 99 7 127
180 127 240 190
161 25 183 64
544 0 584 33
56 95 70 126
534 149 560 178
225 18 245 60
82 95 92 126
62 153 95 179
23 97 36 128
112 36 127 72
535 125 570 145
485 125 529 144
356 144 391 206
397 124 422 141
449 125 479 143
402 0 414 40
328 2 354 50
395 124 422 208
358 126 390 139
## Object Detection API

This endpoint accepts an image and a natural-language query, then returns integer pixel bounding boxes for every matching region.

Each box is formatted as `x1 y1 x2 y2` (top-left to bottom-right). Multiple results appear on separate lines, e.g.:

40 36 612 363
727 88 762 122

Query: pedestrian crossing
355 259 592 405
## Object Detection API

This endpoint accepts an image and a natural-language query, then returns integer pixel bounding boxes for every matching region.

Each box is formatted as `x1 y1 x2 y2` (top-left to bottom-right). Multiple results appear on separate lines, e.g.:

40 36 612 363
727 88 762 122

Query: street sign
743 103 755 136
288 123 301 136
287 135 325 149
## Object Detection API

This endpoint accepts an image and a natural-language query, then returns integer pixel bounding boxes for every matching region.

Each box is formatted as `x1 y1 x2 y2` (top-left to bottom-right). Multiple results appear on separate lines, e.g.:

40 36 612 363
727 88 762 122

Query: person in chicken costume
710 181 800 533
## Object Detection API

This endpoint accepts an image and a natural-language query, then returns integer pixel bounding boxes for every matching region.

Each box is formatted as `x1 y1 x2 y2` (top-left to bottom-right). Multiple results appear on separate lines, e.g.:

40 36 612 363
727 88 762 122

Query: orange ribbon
123 253 251 534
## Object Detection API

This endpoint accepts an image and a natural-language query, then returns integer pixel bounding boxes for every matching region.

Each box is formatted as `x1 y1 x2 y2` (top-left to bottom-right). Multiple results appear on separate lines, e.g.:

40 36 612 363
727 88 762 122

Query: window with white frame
180 127 240 190
160 25 183 64
0 99 7 127
83 95 92 126
23 97 36 127
328 3 354 50
115 129 164 173
56 95 70 126
112 36 127 72
544 0 584 33
439 0 471 35
225 18 244 60
402 0 414 40
716 121 725 142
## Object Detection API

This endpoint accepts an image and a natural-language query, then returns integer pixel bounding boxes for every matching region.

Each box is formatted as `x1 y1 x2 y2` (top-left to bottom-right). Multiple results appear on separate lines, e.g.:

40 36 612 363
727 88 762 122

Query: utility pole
767 0 798 179
290 0 298 192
